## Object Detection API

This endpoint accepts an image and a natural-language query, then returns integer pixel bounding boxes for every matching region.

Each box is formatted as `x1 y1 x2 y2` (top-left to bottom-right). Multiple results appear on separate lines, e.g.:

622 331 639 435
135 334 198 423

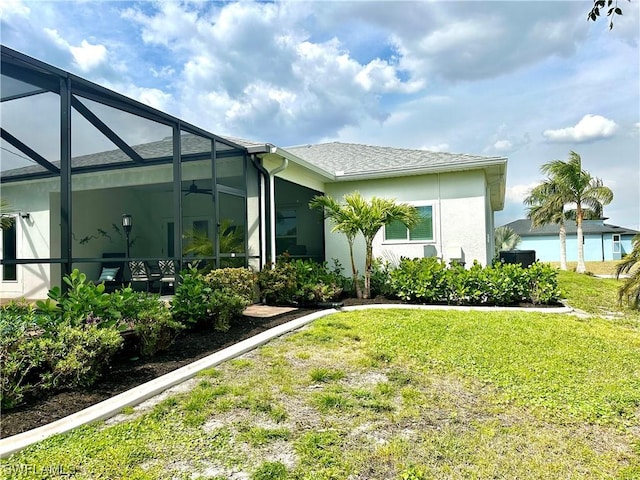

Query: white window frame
383 202 437 244
612 234 621 254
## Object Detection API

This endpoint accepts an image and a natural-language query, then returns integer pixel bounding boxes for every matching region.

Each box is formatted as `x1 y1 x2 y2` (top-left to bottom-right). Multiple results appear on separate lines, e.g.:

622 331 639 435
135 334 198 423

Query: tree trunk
363 239 373 299
559 222 567 271
348 240 362 299
576 206 586 273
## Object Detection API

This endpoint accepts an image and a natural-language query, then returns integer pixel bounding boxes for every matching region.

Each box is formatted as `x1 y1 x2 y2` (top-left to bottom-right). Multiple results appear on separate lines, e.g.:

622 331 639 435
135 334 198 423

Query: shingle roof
503 218 638 236
284 141 506 178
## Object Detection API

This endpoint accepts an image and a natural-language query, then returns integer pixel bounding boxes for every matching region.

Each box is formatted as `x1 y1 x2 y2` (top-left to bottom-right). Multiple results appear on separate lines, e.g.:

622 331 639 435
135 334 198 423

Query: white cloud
543 114 618 143
420 143 450 152
43 28 108 72
493 140 512 151
70 40 108 72
0 0 29 18
506 183 539 204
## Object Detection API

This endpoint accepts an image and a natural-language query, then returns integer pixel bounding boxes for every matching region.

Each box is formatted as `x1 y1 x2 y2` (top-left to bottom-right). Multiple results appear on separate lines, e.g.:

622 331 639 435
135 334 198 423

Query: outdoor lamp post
122 214 132 258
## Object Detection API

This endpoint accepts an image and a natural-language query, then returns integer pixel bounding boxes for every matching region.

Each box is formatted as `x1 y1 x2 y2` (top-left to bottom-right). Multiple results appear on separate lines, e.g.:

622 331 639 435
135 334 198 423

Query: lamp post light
122 214 132 258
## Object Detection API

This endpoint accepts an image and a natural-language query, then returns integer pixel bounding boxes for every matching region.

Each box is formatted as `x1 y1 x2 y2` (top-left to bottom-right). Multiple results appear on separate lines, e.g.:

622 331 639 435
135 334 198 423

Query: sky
1 0 639 229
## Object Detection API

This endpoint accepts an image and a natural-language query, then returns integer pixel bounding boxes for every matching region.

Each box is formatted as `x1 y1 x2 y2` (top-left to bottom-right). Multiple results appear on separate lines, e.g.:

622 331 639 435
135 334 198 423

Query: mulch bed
0 297 557 438
1 306 323 438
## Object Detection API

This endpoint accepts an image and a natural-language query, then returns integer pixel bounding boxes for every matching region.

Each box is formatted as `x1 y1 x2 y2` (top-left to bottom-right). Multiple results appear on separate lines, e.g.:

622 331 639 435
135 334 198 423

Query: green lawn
2 273 640 479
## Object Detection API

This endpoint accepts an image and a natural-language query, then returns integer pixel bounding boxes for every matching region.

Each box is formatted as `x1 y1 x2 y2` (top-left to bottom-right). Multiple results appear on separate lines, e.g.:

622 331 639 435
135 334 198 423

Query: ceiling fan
183 180 212 196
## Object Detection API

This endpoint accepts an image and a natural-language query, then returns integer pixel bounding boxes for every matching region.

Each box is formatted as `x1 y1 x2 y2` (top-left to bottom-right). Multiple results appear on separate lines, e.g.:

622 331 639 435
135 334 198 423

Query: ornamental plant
171 266 252 331
257 255 344 306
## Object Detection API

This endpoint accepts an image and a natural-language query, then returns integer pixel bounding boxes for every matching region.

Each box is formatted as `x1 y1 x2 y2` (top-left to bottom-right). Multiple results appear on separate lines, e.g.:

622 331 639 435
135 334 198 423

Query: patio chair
128 260 157 292
157 259 176 295
98 252 126 292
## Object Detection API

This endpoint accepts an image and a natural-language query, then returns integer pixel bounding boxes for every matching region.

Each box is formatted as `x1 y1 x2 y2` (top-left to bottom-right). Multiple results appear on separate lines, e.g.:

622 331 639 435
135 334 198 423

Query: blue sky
1 0 639 229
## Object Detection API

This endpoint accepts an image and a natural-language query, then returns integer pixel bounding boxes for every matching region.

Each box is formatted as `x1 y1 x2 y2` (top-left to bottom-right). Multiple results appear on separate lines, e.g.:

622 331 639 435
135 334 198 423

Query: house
502 218 638 262
0 46 507 300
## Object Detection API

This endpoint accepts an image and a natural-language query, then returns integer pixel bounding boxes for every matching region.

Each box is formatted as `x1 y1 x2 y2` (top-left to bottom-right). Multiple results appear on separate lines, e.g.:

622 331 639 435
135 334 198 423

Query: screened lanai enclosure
0 46 269 298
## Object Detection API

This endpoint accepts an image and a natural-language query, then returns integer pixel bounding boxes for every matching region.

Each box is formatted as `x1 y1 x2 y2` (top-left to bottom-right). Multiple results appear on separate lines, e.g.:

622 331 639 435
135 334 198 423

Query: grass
550 260 624 276
559 270 640 327
2 273 640 479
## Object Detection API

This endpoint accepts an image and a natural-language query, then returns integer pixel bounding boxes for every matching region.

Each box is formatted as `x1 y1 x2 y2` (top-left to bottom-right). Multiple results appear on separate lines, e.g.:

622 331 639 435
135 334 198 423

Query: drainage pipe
268 157 288 264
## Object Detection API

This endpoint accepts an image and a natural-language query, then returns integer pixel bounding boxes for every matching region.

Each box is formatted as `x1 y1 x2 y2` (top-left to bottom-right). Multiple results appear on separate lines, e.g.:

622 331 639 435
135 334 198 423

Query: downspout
250 154 270 269
437 173 443 259
269 157 288 265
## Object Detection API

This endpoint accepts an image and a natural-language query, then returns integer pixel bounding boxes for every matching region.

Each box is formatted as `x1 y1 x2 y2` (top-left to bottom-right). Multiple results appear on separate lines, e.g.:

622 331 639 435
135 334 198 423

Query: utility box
499 250 536 268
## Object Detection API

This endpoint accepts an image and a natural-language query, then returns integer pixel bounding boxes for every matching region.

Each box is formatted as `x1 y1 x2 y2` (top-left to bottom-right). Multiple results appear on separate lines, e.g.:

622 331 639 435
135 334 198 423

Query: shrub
389 257 448 303
369 258 394 298
171 266 251 331
119 292 184 357
0 303 51 408
445 261 491 305
257 255 343 305
526 262 562 305
36 269 124 328
257 259 298 305
0 314 122 409
38 323 123 391
204 268 257 304
170 265 214 326
386 258 561 306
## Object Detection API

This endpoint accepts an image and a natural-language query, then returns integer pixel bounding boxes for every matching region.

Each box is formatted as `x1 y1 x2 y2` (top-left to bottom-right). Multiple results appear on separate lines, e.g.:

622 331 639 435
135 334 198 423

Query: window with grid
385 205 433 241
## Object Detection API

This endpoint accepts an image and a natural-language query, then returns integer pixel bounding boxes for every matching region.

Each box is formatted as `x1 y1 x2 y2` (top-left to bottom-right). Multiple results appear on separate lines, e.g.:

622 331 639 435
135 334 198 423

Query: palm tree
349 193 418 299
541 151 613 273
524 179 569 270
310 192 418 299
494 226 521 257
0 198 15 230
616 234 640 309
309 194 363 298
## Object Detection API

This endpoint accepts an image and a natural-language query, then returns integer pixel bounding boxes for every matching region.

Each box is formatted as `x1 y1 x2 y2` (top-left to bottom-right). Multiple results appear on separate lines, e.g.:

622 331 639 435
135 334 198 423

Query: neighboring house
0 46 507 299
502 218 638 262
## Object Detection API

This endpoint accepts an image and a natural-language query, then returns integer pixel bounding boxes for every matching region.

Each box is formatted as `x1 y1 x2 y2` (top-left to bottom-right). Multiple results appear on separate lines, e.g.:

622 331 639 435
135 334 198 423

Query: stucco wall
1 178 58 299
323 170 490 277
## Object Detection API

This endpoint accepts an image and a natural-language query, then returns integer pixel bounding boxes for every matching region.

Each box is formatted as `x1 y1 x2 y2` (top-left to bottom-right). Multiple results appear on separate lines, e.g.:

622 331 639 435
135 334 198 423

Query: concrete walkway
0 302 572 458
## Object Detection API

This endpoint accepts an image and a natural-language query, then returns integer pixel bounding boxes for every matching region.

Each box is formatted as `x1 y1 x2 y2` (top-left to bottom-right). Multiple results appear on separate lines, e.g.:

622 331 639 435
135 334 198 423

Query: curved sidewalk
0 303 571 458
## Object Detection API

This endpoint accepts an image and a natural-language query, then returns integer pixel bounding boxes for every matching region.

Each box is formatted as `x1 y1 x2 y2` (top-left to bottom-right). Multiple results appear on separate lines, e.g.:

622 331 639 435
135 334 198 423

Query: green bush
387 258 561 306
0 303 51 408
389 257 448 303
204 267 257 304
171 266 212 326
36 269 124 328
525 261 562 305
257 255 343 305
0 311 122 409
39 323 123 391
118 292 184 357
369 259 393 298
445 261 491 305
257 259 298 305
171 266 251 331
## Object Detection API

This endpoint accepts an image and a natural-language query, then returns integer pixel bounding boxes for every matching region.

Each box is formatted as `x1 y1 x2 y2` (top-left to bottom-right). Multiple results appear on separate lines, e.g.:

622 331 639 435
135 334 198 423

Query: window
613 234 621 254
385 205 433 242
2 217 17 281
